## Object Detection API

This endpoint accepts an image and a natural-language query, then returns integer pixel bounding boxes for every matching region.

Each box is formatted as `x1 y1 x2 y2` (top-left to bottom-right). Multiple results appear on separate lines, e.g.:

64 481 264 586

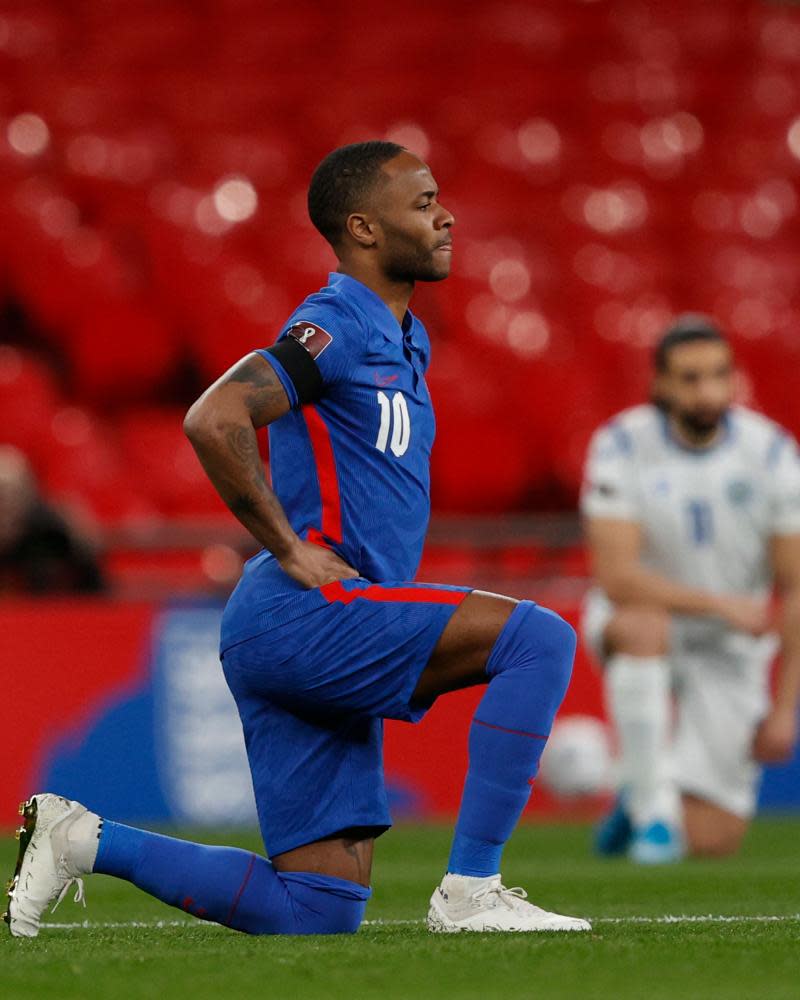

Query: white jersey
580 404 800 599
581 403 800 817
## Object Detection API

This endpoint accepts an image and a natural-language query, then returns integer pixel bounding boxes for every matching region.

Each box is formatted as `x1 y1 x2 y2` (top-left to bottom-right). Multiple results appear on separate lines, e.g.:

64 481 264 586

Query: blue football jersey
234 272 435 607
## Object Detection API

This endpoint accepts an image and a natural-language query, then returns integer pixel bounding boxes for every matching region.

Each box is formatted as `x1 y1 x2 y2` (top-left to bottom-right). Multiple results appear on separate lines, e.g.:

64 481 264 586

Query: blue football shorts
220 574 471 857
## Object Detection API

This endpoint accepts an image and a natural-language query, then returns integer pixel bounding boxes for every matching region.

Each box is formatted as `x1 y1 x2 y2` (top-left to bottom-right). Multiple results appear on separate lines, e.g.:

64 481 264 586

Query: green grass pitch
2 818 799 999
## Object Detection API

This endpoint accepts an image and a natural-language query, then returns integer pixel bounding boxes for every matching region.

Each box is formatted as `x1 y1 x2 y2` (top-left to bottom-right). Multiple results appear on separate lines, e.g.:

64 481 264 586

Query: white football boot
4 793 101 938
427 873 592 933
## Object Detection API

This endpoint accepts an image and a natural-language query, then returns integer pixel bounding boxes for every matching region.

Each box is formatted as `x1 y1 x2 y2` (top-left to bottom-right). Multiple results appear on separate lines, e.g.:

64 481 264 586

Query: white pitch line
38 914 800 931
366 915 800 926
596 915 800 925
40 919 202 929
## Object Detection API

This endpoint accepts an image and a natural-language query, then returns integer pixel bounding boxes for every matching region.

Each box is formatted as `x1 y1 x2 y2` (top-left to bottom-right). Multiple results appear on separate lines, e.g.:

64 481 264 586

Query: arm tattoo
230 494 259 518
186 352 294 552
221 425 282 526
225 355 278 387
224 425 267 482
225 355 288 425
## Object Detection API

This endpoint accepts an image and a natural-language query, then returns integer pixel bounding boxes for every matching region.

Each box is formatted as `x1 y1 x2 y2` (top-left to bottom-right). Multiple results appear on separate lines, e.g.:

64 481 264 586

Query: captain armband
263 337 324 406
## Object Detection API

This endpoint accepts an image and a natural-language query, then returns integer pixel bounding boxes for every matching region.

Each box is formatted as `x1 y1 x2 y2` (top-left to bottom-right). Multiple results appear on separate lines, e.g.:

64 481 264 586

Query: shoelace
472 883 528 911
51 877 86 913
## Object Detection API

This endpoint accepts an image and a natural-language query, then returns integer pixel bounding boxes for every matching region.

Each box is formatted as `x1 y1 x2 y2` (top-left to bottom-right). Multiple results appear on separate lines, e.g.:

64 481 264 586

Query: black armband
264 337 324 406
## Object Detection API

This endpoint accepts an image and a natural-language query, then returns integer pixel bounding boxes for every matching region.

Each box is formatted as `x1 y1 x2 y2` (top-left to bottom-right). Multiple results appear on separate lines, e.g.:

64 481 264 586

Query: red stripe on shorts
303 405 342 544
321 581 468 606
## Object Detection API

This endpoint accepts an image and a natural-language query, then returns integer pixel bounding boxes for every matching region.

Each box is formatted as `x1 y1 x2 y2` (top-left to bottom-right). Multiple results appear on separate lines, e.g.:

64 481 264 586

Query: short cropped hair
654 314 728 373
307 141 405 248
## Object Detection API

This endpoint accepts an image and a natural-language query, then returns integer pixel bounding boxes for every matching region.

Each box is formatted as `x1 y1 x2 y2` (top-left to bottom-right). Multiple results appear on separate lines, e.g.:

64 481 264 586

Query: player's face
658 341 735 437
371 152 455 283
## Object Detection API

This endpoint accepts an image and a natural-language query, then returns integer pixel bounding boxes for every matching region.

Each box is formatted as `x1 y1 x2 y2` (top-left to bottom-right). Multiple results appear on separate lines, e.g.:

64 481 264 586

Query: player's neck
335 263 413 326
668 415 724 450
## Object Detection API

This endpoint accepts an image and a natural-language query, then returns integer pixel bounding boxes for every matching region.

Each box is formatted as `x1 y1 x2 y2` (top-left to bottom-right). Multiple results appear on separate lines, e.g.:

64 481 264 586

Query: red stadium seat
65 297 179 406
116 408 234 517
39 404 157 523
0 346 63 461
0 0 798 522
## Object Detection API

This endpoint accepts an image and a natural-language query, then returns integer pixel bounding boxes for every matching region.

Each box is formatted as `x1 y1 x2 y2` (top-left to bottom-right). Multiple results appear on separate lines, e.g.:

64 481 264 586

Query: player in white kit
581 315 800 863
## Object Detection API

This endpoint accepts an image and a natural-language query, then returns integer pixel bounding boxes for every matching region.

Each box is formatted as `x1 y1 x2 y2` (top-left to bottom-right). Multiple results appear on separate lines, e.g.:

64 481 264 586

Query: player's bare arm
184 352 357 588
587 516 770 635
754 534 800 763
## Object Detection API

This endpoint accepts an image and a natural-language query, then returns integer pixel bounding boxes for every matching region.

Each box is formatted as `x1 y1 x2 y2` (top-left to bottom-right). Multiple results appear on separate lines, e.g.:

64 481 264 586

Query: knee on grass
685 827 745 859
687 835 742 859
260 872 370 936
682 797 747 859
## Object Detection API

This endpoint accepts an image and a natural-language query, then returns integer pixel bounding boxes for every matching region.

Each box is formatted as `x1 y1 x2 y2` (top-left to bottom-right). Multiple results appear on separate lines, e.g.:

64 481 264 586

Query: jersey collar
328 272 417 343
658 407 735 456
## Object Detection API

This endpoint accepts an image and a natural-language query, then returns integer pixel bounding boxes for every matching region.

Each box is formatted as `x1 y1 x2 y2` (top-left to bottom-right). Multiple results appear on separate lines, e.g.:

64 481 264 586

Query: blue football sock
447 601 577 877
94 821 370 934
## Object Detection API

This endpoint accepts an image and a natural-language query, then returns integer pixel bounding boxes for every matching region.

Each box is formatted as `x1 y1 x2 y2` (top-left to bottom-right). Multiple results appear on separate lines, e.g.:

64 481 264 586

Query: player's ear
345 212 377 248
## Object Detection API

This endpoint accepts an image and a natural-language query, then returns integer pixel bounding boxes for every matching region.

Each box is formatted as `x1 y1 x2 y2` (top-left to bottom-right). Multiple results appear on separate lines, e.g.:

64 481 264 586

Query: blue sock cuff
485 600 536 678
94 819 130 877
277 870 371 901
448 836 503 879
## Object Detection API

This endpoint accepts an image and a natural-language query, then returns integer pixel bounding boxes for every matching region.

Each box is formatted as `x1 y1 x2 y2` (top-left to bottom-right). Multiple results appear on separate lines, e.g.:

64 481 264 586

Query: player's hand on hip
714 595 772 636
753 706 798 764
278 539 359 589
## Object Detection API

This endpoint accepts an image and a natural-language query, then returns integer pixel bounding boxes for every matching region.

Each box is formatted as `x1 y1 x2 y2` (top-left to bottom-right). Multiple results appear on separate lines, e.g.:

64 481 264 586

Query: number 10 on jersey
375 391 411 457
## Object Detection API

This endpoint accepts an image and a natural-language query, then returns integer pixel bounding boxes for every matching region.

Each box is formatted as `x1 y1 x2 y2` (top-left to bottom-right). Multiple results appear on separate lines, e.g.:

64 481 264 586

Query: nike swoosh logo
374 372 399 386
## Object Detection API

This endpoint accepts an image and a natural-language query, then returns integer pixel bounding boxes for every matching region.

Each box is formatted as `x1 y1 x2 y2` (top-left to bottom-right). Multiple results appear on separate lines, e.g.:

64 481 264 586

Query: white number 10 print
375 390 411 457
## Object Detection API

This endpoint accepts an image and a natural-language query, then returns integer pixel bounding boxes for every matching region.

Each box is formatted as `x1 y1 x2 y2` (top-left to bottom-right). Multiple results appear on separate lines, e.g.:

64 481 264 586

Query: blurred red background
1 0 799 589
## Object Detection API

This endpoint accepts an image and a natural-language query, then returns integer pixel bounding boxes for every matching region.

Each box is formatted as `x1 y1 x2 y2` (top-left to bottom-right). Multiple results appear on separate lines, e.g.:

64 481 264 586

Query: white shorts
581 589 776 819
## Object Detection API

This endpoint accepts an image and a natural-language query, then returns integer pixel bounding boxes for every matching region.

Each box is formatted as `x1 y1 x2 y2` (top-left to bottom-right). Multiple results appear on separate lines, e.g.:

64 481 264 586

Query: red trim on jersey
321 581 468 606
303 405 342 544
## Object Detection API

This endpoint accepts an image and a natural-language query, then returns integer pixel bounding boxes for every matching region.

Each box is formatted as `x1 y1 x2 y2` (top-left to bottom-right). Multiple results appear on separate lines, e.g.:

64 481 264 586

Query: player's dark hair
654 314 728 373
307 141 405 248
